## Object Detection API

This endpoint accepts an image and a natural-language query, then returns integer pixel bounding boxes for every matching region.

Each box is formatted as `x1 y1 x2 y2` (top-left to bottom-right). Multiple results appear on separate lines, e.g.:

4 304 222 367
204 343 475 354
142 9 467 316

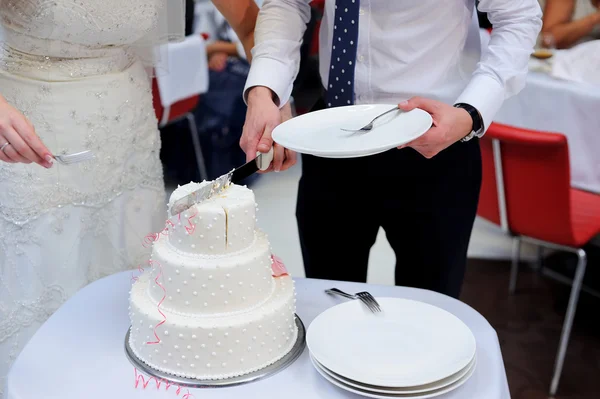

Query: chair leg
549 248 587 397
509 237 521 294
534 245 544 272
186 112 208 181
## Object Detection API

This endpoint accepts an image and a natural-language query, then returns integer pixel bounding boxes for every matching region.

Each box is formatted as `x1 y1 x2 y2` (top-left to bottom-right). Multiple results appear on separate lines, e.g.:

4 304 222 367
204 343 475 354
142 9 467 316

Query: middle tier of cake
148 231 274 315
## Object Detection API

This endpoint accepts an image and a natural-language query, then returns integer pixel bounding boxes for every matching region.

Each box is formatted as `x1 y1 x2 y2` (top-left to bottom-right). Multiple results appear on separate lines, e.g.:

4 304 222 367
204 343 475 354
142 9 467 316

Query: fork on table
52 150 95 165
325 288 382 313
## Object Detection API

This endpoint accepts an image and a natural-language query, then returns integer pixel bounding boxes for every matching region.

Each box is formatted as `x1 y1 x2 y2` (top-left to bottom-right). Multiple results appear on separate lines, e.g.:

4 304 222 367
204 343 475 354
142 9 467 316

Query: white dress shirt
244 0 542 131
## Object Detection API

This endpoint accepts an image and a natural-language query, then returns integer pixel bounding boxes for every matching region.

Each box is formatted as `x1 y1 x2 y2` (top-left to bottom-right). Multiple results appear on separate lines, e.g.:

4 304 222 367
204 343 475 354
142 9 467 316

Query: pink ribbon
145 259 167 345
184 211 198 236
134 368 194 398
130 264 145 283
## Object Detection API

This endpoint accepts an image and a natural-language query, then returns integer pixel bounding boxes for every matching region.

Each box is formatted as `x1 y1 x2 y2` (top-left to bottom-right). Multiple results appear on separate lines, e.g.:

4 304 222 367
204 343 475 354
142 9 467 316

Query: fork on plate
53 150 95 165
340 107 400 133
325 288 382 313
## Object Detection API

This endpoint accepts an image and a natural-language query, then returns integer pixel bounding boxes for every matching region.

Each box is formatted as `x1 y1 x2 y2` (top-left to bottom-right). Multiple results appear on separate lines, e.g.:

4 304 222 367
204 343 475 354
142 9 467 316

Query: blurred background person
541 0 600 48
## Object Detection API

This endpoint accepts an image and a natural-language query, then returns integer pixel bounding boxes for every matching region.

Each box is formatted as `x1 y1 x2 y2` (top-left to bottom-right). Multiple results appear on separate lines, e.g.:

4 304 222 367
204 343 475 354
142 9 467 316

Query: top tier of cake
166 182 257 255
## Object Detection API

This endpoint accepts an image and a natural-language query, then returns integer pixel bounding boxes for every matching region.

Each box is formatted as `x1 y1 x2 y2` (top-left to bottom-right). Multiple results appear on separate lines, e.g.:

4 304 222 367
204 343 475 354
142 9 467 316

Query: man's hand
397 97 474 158
240 87 296 172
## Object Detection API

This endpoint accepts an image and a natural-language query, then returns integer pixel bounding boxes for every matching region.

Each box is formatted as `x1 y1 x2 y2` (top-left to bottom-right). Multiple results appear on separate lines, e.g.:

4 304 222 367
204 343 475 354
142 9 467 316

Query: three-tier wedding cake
128 181 298 380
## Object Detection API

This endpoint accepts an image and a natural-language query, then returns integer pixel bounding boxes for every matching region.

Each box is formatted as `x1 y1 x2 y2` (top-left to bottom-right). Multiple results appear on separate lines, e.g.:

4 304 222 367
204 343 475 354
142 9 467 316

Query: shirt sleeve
243 0 312 107
454 0 542 132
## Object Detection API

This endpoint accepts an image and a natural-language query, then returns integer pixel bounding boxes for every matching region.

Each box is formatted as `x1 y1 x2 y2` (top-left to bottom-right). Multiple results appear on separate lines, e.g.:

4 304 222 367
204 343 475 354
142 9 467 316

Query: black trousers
295 98 482 299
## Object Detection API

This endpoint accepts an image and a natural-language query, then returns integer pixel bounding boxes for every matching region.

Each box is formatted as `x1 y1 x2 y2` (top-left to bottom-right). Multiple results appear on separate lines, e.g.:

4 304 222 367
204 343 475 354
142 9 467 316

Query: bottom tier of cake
128 273 298 380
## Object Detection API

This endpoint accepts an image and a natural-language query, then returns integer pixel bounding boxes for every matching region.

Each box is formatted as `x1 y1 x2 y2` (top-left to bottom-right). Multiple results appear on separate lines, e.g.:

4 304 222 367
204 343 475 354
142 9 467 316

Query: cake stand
124 315 306 388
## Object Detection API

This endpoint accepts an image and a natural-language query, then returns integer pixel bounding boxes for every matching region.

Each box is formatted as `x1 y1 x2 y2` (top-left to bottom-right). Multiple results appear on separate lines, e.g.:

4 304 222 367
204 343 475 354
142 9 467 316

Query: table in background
480 30 600 194
7 272 510 399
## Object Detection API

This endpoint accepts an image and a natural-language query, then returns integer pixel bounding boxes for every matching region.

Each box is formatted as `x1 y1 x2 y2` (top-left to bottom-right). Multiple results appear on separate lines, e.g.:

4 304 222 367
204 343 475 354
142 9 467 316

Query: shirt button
358 55 365 62
359 8 365 15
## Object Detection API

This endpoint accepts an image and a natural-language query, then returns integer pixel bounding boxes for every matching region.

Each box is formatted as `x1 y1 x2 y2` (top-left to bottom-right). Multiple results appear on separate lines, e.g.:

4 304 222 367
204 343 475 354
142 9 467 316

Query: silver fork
53 150 95 165
325 288 382 313
341 107 399 133
356 291 382 313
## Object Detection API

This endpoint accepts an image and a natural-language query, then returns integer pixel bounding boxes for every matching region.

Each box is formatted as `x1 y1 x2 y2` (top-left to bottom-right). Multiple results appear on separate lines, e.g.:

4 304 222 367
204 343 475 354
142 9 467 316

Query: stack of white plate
306 297 477 398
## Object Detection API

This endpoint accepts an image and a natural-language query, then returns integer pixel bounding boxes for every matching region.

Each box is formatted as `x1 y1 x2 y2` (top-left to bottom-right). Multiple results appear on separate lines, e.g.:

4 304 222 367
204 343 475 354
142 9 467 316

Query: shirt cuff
243 57 293 108
454 74 505 133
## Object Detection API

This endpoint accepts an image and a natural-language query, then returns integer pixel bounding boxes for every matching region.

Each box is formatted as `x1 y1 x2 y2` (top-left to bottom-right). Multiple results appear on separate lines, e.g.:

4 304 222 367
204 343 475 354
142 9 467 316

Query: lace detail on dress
0 1 172 395
0 61 164 226
0 0 162 57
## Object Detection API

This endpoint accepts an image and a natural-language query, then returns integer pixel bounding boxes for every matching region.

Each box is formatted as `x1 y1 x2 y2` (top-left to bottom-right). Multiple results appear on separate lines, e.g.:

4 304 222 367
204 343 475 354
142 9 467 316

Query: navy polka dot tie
326 0 360 108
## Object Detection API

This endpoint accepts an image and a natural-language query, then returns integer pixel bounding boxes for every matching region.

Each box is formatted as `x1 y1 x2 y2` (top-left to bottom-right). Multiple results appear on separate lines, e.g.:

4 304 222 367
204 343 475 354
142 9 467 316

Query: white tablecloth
481 30 600 194
6 272 510 399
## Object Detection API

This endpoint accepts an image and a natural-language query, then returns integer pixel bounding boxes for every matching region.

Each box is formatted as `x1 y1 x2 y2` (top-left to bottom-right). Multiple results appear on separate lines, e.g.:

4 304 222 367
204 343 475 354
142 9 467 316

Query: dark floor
461 258 600 399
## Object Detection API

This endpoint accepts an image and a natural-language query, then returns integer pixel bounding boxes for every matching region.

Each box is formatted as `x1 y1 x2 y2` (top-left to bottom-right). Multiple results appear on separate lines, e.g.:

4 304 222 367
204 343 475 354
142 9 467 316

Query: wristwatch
454 103 484 142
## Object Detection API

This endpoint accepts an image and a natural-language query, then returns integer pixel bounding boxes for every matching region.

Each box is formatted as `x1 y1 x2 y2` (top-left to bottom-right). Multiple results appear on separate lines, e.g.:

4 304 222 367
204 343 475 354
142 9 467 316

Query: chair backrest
152 77 200 126
151 77 164 122
479 122 574 244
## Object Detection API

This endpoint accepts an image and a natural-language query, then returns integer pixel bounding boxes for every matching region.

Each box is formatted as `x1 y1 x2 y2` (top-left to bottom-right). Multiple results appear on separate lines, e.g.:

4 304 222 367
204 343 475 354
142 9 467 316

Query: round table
481 29 600 194
6 272 510 399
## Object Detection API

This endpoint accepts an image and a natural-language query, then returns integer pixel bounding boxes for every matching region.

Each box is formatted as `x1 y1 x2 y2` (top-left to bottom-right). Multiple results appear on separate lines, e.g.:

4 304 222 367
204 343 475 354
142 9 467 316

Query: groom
218 0 542 298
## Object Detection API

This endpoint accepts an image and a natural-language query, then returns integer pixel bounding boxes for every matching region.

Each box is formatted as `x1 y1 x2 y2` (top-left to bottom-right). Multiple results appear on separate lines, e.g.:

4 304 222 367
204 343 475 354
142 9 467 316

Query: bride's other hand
0 97 53 168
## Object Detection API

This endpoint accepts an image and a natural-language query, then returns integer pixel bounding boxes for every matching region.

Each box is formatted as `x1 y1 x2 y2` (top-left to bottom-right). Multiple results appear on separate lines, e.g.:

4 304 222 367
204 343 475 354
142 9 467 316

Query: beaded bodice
0 0 167 227
0 0 161 57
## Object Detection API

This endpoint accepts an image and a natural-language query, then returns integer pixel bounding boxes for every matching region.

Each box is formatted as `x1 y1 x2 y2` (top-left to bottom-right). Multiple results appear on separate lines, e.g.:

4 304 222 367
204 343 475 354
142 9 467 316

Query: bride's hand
0 97 53 168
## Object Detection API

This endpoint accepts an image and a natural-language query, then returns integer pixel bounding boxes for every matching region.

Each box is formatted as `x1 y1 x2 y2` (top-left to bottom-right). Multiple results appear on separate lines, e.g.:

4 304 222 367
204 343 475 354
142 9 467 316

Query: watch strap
454 103 483 141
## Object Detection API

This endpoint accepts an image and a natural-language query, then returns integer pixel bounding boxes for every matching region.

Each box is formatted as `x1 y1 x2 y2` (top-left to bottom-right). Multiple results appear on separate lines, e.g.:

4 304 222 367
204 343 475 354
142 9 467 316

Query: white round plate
306 298 476 387
311 353 476 394
310 352 477 399
271 104 432 158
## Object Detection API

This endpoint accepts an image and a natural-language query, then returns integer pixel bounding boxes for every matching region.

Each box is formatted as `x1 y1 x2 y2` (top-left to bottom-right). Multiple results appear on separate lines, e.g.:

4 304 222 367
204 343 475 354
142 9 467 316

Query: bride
0 0 188 394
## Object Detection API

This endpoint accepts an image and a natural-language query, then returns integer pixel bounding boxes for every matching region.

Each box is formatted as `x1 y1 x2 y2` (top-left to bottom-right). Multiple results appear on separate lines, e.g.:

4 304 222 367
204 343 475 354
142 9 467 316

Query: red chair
478 122 600 396
152 77 208 181
309 0 325 57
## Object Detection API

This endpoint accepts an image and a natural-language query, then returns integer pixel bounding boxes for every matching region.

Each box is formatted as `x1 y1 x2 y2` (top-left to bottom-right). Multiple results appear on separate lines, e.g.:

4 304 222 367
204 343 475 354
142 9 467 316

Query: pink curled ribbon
145 259 166 345
134 368 194 398
143 219 175 248
130 264 145 283
271 254 288 277
184 210 198 236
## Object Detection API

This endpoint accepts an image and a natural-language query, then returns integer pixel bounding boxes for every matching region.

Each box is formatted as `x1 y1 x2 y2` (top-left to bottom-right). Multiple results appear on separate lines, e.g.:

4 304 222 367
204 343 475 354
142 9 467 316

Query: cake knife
169 148 274 216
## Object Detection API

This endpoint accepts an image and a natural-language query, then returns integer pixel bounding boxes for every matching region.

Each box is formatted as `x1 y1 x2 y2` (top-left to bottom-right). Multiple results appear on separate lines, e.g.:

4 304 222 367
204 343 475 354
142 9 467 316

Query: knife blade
169 148 274 216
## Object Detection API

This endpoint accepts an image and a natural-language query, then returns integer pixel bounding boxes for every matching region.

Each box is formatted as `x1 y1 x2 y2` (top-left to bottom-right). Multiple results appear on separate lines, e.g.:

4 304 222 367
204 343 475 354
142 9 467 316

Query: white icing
129 273 297 380
165 183 256 255
167 182 204 211
148 232 274 315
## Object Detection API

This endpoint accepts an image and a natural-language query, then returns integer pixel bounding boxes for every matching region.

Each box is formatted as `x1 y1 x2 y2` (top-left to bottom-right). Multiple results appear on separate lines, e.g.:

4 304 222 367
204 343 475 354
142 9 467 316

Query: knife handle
256 147 274 171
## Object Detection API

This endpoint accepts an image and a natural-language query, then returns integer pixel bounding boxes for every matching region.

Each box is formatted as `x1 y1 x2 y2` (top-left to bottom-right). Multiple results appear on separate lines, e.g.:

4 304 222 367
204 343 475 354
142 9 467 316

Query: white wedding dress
0 1 173 395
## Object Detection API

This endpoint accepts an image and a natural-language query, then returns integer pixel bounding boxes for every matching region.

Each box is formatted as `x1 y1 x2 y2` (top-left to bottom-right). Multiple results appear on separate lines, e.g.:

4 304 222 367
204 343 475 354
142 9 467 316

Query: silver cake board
124 315 306 388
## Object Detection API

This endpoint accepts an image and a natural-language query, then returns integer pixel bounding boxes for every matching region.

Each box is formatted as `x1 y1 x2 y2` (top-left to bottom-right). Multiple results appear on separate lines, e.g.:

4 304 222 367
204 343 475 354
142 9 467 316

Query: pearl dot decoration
129 182 297 380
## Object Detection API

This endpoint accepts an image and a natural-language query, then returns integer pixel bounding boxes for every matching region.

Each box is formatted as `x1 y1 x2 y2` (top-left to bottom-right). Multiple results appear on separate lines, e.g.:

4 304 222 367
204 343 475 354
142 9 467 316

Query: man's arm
398 0 542 159
454 0 543 132
211 0 260 60
236 0 311 173
243 0 312 106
